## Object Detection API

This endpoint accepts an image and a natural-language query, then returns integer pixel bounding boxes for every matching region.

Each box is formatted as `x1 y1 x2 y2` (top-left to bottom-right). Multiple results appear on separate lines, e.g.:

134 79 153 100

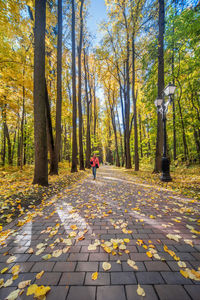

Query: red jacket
90 157 99 167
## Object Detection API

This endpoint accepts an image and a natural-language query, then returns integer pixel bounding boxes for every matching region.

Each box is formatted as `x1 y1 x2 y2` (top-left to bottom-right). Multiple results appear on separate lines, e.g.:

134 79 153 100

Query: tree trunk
55 0 63 174
33 0 48 186
154 0 164 173
132 33 139 171
45 82 57 175
84 49 91 169
4 123 12 165
78 0 85 170
20 74 25 169
71 0 78 172
138 113 143 158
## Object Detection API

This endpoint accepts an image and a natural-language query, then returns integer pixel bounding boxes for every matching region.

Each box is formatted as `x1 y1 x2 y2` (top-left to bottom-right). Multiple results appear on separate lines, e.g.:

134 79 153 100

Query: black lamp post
155 83 176 182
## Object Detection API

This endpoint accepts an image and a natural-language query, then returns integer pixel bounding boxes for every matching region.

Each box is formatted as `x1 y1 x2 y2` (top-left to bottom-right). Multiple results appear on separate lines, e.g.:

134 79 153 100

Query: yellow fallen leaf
124 239 130 243
18 280 31 289
137 284 145 297
63 247 70 253
42 254 52 260
5 289 21 300
1 267 8 274
27 284 38 296
27 248 34 254
127 259 138 270
88 244 97 251
0 278 4 288
4 278 13 287
35 285 51 297
180 269 189 278
6 256 16 264
102 262 111 271
103 246 112 253
36 270 44 279
91 272 98 280
146 251 153 258
178 261 186 268
11 265 20 276
70 225 78 230
52 249 62 257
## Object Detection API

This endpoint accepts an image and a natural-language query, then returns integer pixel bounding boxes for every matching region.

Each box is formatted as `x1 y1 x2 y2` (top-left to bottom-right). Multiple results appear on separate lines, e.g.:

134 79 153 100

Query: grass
124 161 200 200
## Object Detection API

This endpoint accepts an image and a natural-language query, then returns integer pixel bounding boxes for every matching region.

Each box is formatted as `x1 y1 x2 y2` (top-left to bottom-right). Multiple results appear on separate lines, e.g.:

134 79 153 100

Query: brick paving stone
136 272 164 284
81 245 99 253
97 286 126 300
9 246 29 254
67 286 96 300
53 262 76 272
85 272 110 285
130 253 152 261
122 261 146 272
145 261 170 271
161 271 193 284
31 261 55 272
184 285 200 300
155 285 191 300
35 272 61 285
111 272 137 285
89 253 108 261
44 286 69 300
68 253 89 261
126 285 158 300
76 262 98 272
59 272 85 285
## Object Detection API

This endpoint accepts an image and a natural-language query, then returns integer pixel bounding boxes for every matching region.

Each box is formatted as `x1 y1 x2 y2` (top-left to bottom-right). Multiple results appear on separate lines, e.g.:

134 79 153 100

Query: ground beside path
0 166 200 300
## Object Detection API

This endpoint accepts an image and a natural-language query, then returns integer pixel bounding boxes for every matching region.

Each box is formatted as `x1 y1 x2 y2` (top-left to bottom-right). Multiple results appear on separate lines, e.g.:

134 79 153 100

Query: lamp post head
154 98 163 108
164 83 176 97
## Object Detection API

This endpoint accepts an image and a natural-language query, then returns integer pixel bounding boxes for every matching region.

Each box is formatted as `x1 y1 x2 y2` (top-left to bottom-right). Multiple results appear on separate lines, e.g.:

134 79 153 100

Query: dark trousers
92 166 96 179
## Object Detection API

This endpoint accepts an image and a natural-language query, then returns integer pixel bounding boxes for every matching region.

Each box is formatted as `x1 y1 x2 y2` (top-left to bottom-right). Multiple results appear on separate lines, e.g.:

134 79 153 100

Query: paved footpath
0 166 200 300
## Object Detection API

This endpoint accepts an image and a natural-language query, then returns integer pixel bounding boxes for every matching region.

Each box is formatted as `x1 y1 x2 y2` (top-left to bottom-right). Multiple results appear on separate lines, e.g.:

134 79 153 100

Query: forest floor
125 162 200 200
0 162 88 227
0 165 200 300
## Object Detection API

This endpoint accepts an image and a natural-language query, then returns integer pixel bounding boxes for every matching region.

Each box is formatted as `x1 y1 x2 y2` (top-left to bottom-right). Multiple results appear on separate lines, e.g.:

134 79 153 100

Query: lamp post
155 83 176 182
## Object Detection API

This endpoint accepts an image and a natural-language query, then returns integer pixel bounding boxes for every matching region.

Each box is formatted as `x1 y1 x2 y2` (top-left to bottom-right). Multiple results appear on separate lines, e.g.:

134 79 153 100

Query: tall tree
154 0 164 173
33 0 48 186
55 0 63 174
78 0 85 170
71 0 78 172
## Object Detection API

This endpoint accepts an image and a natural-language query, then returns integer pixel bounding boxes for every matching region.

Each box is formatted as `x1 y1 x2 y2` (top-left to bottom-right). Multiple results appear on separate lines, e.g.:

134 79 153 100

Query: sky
87 0 107 46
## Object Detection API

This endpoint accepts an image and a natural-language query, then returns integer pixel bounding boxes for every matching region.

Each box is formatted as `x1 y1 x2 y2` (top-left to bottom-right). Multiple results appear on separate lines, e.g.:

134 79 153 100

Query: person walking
90 153 99 180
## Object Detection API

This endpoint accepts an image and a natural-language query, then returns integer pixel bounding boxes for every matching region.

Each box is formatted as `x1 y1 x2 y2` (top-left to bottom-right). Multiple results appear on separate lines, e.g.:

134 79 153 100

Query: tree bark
154 0 164 173
132 32 139 171
55 0 63 174
78 0 85 170
71 0 78 172
84 49 91 168
45 82 57 175
33 0 48 186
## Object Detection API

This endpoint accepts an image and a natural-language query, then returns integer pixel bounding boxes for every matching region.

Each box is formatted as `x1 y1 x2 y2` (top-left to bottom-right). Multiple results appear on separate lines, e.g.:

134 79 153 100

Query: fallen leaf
102 262 111 271
6 256 16 264
18 280 31 289
36 270 44 279
1 267 8 274
4 278 13 287
5 289 21 300
52 249 62 257
91 272 98 280
137 284 145 297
